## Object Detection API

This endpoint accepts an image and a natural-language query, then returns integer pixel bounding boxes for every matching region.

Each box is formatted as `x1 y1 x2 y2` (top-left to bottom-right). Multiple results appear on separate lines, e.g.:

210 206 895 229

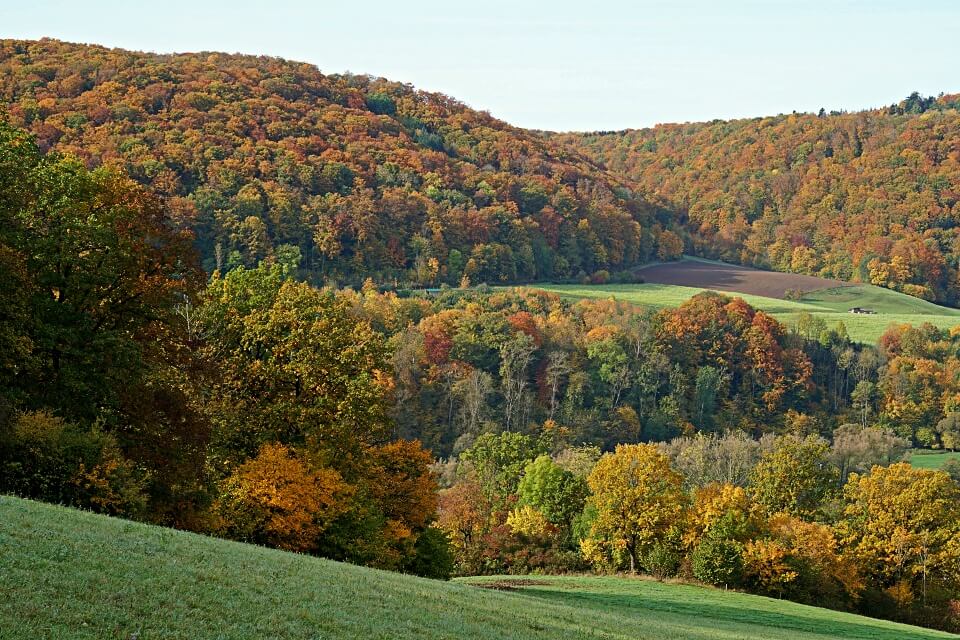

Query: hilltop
2 496 955 640
557 94 960 305
0 38 677 287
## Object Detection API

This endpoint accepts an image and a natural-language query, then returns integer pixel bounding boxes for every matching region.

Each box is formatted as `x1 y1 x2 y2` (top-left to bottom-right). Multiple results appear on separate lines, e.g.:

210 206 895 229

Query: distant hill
4 39 959 303
3 495 954 640
556 94 960 305
0 39 677 287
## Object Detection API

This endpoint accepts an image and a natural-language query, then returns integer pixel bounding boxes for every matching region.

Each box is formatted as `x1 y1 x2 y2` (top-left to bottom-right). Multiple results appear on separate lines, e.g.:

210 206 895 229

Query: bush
691 537 744 587
642 542 680 580
784 288 805 301
590 270 610 285
404 526 454 580
0 411 148 517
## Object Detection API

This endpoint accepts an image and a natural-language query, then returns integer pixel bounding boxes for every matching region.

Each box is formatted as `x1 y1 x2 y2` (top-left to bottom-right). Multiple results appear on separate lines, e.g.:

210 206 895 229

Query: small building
848 307 876 315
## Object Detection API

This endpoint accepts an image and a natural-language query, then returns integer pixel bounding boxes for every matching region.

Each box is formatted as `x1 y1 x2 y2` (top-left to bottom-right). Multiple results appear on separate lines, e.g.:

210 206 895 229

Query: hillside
2 496 955 640
558 95 960 305
0 38 678 287
530 257 960 343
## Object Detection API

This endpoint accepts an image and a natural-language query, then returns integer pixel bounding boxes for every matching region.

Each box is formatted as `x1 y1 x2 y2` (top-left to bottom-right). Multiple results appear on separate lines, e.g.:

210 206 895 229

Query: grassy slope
532 282 960 344
2 497 956 640
909 449 960 470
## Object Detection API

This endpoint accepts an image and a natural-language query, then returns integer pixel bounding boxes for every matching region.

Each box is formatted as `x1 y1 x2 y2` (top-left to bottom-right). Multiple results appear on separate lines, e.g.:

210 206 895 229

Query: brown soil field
637 260 850 299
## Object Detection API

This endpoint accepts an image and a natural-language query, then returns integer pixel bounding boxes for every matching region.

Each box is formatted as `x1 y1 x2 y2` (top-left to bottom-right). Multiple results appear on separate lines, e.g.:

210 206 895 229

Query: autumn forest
3 38 960 634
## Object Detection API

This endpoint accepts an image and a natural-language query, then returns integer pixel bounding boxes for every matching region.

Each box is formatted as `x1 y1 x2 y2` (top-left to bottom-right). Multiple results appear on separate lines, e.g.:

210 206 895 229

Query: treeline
436 432 960 630
0 120 450 577
559 93 960 304
0 38 683 287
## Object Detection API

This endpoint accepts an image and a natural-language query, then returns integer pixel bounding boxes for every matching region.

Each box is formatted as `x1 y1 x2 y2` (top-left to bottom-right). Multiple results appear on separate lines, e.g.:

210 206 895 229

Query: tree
0 120 200 422
517 455 588 531
199 264 391 475
749 435 837 518
692 366 722 429
459 431 548 500
499 333 536 431
837 463 960 601
584 444 686 572
214 443 351 552
660 432 761 489
831 424 908 484
935 413 960 451
692 537 744 587
851 381 877 428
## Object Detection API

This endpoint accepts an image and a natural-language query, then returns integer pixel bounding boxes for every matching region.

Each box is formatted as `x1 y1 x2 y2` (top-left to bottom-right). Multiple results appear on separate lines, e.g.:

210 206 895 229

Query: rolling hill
2 495 955 640
557 95 960 306
530 258 960 344
0 38 677 288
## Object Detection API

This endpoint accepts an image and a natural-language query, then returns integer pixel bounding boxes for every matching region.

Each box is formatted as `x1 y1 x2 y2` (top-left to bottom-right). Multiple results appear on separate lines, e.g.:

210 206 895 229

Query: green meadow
2 496 955 640
531 282 960 344
908 449 960 470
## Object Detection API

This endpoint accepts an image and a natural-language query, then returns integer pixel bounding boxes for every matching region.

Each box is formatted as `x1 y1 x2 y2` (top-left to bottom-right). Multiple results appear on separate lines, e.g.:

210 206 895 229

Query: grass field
532 281 960 345
908 449 960 470
2 496 956 640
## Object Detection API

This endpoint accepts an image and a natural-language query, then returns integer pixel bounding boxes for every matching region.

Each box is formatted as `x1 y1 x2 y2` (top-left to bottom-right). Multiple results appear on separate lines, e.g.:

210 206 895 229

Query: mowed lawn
909 449 960 470
2 497 956 640
532 282 960 345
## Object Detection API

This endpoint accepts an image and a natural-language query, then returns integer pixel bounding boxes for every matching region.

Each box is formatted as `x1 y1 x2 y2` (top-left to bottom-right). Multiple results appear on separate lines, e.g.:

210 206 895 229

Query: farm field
909 449 960 470
634 256 850 298
531 259 960 344
2 496 955 640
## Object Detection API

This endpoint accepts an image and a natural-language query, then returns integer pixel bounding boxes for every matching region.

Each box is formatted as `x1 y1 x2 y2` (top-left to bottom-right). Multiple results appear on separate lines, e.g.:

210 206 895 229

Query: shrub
214 443 352 552
590 270 610 285
642 542 681 580
691 536 744 587
404 526 454 580
0 411 148 517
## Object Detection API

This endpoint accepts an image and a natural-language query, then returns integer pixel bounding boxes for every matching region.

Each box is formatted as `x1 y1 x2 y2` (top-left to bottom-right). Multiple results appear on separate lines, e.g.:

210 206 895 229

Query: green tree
517 455 589 531
199 263 391 476
459 431 548 500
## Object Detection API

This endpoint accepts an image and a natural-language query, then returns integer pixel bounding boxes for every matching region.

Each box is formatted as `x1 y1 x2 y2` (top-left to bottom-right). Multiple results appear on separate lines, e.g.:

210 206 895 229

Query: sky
4 1 959 131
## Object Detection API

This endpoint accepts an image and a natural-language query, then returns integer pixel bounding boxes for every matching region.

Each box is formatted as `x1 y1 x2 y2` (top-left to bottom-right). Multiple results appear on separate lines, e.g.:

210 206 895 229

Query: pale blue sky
4 1 959 131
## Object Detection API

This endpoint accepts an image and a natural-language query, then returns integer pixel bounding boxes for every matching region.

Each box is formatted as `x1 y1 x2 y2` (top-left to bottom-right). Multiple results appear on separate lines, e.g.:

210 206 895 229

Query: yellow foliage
506 505 553 538
685 483 752 547
585 444 686 571
743 539 798 593
215 443 352 552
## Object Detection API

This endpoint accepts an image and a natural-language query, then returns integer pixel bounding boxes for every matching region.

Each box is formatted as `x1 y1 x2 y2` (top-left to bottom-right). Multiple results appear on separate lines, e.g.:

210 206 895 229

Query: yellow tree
584 444 686 572
837 463 960 607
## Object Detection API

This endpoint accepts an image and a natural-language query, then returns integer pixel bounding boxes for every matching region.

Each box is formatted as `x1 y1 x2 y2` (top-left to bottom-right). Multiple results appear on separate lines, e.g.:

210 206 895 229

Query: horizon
4 1 959 131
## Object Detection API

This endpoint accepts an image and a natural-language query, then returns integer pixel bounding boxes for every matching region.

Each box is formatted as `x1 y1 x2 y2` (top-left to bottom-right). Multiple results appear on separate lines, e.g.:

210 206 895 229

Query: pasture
531 259 960 344
909 449 960 470
2 496 955 640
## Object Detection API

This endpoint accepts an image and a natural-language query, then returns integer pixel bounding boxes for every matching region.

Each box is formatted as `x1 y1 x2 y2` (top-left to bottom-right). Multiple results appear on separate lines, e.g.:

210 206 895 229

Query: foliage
0 39 684 288
214 443 350 552
561 96 960 305
583 444 686 572
837 463 960 624
691 536 745 587
516 455 588 529
749 435 838 518
0 411 148 516
459 431 548 500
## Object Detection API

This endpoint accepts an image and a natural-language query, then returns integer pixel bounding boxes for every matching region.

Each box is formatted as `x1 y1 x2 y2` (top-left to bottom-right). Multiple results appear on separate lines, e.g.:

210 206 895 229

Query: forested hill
556 94 960 304
0 38 679 286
